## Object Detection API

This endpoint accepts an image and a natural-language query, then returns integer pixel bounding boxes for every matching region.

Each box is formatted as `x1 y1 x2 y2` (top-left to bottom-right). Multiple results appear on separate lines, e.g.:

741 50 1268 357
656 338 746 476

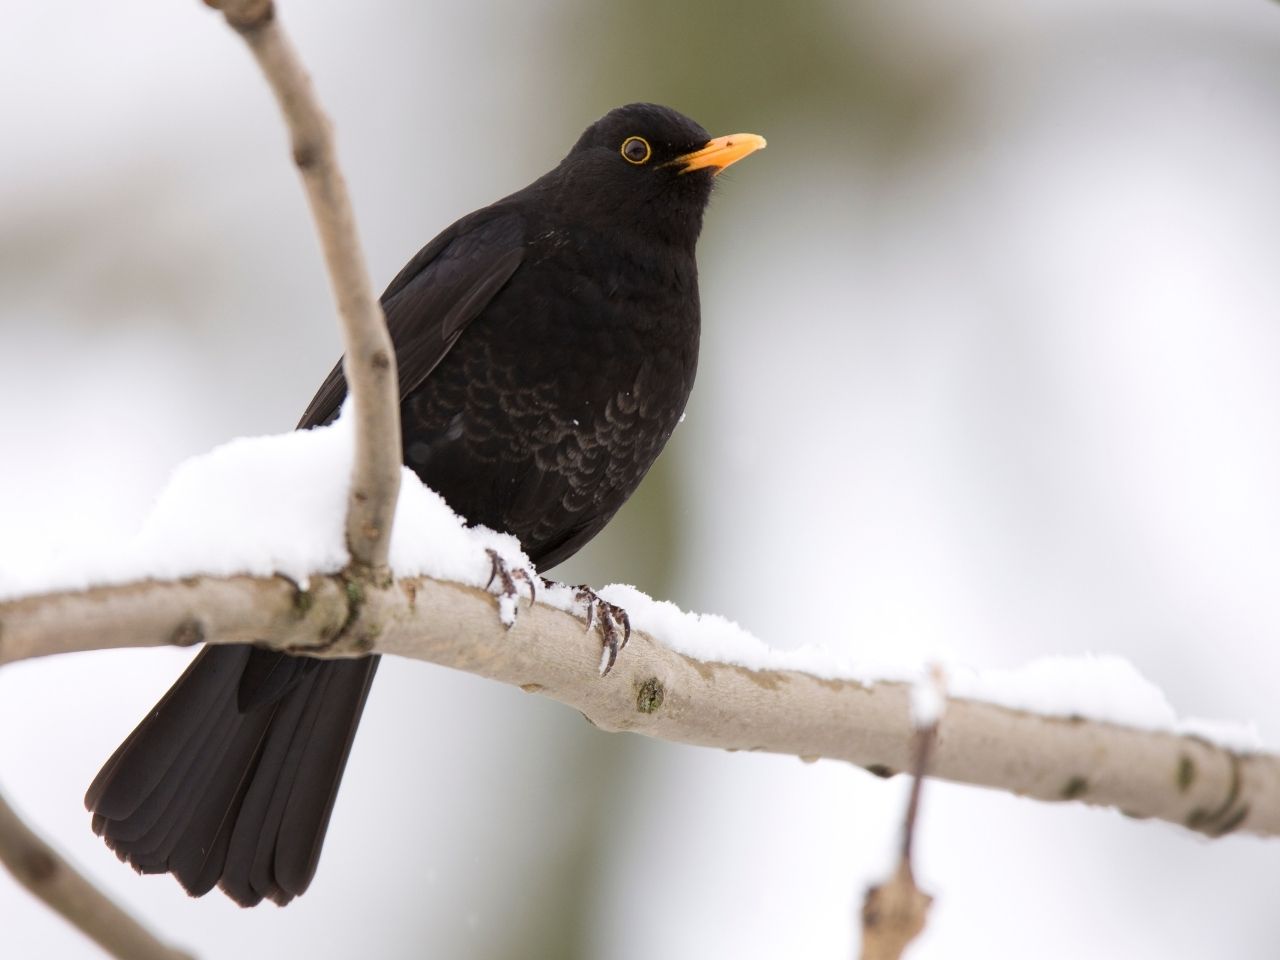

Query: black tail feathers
86 645 377 906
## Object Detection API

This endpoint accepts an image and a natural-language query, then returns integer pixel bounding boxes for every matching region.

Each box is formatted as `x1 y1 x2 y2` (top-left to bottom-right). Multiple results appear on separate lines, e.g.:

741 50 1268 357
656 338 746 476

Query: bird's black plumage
86 103 763 906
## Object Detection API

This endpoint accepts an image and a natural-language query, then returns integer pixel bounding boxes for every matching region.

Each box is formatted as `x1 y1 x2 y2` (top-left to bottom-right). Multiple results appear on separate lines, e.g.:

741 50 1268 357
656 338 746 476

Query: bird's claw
573 585 631 676
485 549 537 627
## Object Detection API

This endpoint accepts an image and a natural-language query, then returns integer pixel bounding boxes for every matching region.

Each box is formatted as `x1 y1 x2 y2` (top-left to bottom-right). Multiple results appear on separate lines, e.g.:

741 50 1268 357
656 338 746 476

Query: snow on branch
3 571 1277 840
208 0 402 576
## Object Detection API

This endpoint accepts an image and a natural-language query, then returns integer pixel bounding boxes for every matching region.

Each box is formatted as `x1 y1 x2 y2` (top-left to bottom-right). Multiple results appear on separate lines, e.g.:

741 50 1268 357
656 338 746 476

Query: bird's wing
296 211 526 429
232 214 526 720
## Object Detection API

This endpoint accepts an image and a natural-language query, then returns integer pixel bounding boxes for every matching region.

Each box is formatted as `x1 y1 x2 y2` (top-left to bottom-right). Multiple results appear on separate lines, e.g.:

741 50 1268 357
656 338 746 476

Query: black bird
85 103 764 907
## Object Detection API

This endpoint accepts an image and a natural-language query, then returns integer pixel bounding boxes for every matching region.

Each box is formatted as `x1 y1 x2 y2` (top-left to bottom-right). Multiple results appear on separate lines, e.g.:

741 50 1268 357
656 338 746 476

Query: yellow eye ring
621 136 652 165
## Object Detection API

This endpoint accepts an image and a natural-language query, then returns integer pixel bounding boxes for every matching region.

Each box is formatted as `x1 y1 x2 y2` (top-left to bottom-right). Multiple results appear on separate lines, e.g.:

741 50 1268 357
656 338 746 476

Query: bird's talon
599 641 618 677
486 549 536 628
565 584 631 675
485 549 511 594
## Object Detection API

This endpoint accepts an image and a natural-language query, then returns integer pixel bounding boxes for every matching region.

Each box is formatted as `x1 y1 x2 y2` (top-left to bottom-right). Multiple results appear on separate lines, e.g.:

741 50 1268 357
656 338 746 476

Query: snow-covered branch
3 572 1276 840
208 0 401 576
0 789 192 960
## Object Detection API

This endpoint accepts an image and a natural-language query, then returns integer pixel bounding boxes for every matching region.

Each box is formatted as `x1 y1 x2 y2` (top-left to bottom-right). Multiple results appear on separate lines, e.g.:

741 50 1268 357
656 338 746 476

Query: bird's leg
485 549 536 627
537 578 632 676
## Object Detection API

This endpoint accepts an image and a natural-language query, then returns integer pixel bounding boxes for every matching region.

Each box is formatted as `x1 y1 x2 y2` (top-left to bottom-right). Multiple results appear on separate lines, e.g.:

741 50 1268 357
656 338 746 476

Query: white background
2 1 1278 957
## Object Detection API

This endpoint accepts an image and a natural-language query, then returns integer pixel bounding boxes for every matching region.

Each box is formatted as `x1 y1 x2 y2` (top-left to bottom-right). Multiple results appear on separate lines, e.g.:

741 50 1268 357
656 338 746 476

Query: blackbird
85 103 764 907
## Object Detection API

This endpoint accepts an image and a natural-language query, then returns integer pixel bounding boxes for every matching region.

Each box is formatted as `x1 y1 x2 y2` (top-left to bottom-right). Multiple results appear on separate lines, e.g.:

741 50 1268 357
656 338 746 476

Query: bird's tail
85 645 378 906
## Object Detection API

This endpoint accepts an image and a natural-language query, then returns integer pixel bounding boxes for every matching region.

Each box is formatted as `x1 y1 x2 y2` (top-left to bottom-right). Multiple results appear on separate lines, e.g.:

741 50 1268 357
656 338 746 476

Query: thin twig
207 0 402 578
899 728 934 867
0 788 194 960
899 665 944 865
860 674 943 960
1 572 1275 839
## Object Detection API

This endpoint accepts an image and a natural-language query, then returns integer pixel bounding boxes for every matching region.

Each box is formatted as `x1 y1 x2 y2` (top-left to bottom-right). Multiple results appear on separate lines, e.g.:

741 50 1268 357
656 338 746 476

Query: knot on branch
207 0 275 33
20 847 58 885
169 617 206 648
284 573 388 658
273 574 382 658
636 676 665 714
1185 751 1249 837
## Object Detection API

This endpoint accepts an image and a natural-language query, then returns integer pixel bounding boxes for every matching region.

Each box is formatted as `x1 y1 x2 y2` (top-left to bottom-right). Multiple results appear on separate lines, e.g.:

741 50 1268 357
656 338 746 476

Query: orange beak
674 133 767 174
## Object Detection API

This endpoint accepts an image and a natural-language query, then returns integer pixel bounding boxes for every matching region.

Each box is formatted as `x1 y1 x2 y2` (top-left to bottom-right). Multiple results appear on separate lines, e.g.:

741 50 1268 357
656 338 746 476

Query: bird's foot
565 582 631 676
537 577 631 674
485 549 537 627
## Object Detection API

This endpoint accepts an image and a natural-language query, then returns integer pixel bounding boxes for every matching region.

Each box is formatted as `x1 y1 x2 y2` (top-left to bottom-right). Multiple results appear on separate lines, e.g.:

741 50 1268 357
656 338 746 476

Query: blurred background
2 0 1279 956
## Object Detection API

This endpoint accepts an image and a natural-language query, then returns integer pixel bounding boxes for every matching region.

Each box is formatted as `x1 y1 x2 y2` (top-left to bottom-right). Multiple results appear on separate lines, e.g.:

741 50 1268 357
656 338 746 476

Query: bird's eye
621 136 652 165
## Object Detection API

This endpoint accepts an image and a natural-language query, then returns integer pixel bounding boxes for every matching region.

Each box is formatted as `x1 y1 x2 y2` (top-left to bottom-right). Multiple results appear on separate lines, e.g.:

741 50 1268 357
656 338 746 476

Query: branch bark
208 0 402 577
2 572 1275 840
0 789 193 960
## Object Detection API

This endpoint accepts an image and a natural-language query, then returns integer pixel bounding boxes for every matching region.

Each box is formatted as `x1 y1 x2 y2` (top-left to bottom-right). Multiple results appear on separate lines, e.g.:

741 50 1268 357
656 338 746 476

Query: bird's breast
401 231 700 561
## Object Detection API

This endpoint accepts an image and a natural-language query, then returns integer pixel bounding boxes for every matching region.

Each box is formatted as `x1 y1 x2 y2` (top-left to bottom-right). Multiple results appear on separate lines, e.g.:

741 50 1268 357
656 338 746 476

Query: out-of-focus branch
860 673 942 960
206 0 401 578
2 573 1277 840
0 789 193 960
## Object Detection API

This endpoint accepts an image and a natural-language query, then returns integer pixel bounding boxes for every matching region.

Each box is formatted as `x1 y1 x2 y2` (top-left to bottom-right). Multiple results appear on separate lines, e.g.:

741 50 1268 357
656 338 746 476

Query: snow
0 403 528 602
910 667 947 729
0 407 1262 752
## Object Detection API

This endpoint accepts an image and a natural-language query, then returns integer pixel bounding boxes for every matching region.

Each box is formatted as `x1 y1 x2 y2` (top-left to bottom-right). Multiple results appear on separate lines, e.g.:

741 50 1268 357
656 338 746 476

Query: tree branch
2 573 1275 840
207 0 402 577
0 788 193 960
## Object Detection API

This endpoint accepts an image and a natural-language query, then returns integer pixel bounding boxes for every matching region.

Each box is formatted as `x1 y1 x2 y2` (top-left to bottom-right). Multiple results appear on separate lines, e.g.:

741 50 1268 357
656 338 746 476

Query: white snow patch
910 667 946 729
0 408 1262 752
0 403 526 601
1175 716 1264 753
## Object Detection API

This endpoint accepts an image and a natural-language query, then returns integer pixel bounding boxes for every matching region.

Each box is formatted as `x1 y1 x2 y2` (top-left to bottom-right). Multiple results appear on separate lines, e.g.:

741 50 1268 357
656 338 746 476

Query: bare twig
899 732 934 867
0 788 193 960
860 673 943 960
2 573 1276 839
206 0 402 577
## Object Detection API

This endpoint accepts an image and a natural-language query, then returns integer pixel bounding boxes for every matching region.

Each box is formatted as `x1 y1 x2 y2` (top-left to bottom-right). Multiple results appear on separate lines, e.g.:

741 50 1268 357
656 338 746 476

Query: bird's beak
674 133 767 175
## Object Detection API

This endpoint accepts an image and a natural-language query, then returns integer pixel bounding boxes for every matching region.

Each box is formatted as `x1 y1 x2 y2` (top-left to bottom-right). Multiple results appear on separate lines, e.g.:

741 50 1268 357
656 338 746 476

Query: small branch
900 666 944 865
206 0 401 577
860 675 942 960
2 573 1276 840
0 788 193 960
899 730 933 866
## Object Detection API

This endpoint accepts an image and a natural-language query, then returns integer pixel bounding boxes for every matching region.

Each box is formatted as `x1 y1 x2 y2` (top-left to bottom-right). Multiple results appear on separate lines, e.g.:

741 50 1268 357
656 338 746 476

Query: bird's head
551 103 766 246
